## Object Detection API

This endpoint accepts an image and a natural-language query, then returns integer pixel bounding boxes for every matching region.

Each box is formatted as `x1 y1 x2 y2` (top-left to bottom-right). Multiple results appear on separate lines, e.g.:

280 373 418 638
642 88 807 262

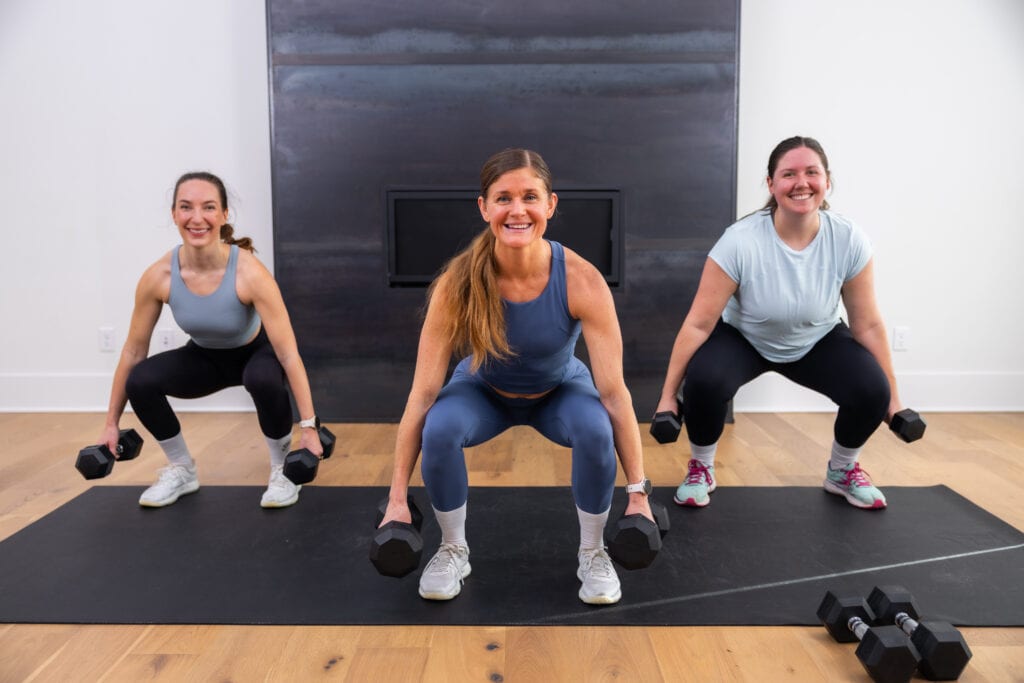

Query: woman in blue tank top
656 136 916 512
96 172 323 509
379 149 654 606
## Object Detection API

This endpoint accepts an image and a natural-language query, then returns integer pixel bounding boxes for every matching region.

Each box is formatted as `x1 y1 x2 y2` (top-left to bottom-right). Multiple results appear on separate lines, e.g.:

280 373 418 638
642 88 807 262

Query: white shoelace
425 543 467 576
580 549 615 579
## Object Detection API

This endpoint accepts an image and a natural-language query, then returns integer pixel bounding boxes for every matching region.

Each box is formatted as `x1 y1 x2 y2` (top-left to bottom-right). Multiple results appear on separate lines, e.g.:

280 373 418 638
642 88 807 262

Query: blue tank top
476 241 582 394
168 244 262 349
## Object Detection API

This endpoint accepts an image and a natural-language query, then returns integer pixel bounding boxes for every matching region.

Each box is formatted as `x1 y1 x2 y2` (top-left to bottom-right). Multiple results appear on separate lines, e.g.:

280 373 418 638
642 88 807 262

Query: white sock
433 503 468 547
157 432 194 468
577 506 610 552
265 434 292 468
829 441 862 470
690 441 718 467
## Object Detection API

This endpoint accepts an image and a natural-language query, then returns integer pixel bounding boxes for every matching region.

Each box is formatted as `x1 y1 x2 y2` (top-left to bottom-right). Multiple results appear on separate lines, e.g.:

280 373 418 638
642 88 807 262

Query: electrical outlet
892 326 910 352
156 328 177 351
98 326 116 353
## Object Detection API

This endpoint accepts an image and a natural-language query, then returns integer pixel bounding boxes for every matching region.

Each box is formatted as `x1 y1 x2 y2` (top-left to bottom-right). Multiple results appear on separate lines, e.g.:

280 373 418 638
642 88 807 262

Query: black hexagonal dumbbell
650 397 683 444
650 387 734 445
370 495 424 578
867 585 973 681
817 590 920 683
282 426 337 485
889 408 926 443
605 498 669 570
75 428 144 480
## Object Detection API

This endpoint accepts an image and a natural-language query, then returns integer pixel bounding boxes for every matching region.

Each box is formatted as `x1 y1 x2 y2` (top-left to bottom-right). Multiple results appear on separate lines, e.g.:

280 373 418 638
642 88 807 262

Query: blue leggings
421 357 617 514
683 320 890 448
125 327 292 441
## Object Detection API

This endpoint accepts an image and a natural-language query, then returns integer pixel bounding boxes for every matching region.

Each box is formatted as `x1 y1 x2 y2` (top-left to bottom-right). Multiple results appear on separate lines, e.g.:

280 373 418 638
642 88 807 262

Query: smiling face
172 179 228 247
478 166 557 249
767 146 831 217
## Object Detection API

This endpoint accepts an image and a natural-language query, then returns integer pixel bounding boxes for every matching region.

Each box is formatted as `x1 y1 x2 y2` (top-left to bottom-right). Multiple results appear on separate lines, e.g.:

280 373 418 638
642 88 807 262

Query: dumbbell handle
894 612 921 635
847 616 870 641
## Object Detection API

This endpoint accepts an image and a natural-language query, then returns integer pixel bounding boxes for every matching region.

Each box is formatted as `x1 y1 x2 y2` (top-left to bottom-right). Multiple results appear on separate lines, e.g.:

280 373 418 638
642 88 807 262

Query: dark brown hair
172 171 255 252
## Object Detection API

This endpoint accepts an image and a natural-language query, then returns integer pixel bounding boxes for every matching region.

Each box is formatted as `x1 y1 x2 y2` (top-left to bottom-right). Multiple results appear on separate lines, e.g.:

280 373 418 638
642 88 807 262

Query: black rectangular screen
387 189 622 287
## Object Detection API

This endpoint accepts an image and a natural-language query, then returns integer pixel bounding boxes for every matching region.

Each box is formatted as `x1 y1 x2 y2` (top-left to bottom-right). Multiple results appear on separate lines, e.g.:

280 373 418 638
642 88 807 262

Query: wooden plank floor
1 412 1022 682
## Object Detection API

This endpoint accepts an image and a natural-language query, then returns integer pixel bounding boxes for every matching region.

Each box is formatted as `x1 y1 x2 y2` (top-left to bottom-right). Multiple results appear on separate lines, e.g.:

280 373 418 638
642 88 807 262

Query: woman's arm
566 252 652 519
100 257 168 452
656 258 737 413
842 258 903 417
381 275 455 525
238 252 322 455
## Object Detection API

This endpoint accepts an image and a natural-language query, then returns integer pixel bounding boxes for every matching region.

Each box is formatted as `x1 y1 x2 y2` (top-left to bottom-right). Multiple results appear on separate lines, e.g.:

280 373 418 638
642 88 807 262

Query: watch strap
625 478 651 495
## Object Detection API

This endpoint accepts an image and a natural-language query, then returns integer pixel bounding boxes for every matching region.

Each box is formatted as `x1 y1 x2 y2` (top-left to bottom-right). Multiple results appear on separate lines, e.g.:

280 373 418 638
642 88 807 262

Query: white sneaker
139 463 199 507
577 547 622 605
260 465 301 508
418 543 471 600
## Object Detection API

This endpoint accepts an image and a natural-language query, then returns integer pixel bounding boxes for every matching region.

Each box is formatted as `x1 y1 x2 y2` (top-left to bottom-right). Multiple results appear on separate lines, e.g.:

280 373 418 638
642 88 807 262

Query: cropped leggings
125 327 292 441
421 356 617 514
682 320 890 449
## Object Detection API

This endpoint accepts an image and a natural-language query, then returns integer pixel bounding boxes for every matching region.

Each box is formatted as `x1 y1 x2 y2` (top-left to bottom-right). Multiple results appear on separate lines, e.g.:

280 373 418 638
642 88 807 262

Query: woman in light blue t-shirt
656 136 912 511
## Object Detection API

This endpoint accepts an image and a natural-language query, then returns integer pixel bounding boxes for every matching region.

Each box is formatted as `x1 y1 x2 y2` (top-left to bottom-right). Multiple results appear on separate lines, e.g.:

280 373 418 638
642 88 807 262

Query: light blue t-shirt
709 209 871 362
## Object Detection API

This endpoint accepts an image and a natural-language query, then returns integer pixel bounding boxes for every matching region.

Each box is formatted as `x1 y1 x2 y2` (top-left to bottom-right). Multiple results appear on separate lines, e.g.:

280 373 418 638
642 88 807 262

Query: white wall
1 0 1021 413
0 1 273 411
733 0 1024 411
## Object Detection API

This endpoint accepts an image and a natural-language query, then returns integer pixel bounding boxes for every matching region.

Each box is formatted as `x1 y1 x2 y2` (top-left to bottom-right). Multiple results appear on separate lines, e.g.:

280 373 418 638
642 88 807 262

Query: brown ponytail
219 223 255 253
429 229 511 372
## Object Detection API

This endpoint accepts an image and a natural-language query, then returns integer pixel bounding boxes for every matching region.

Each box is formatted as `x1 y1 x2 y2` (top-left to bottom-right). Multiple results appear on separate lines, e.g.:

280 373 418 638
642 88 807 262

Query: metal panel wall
268 0 740 420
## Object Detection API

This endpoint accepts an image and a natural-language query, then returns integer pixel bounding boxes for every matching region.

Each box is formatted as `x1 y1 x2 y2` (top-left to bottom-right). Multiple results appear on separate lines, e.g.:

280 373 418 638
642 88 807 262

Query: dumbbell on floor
817 590 920 683
606 498 670 570
867 585 973 681
75 429 144 480
282 426 337 485
890 408 926 443
370 495 424 578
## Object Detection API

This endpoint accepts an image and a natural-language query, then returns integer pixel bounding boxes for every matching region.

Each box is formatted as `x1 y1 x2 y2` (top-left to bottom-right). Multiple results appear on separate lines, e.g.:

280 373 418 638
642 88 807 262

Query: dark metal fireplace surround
267 1 740 420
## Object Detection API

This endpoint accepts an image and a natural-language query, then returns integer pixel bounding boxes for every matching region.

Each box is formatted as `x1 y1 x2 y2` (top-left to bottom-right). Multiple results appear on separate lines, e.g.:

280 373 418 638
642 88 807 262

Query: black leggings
682 320 890 449
125 327 291 441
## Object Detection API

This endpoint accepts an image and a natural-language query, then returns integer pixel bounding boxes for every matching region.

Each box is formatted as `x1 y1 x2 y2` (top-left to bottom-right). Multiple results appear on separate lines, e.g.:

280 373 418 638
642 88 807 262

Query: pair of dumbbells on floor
74 426 337 484
370 494 672 578
817 585 972 682
650 397 927 445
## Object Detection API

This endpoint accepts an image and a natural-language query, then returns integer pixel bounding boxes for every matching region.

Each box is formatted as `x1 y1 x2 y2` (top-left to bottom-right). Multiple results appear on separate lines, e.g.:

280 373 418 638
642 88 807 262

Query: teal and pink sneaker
674 459 716 507
824 462 887 509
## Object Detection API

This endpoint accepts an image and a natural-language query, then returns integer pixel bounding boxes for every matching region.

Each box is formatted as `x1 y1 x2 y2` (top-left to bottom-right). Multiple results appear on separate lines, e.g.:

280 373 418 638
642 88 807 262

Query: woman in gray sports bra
95 172 323 509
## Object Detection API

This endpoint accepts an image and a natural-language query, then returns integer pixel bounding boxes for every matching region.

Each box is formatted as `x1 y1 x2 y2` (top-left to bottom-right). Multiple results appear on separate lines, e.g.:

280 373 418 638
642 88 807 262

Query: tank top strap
224 244 239 283
547 240 570 317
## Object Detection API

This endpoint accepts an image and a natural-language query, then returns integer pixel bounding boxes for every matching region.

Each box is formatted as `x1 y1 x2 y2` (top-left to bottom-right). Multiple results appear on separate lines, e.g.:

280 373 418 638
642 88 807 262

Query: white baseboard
0 373 255 412
1 371 1021 413
732 371 1024 412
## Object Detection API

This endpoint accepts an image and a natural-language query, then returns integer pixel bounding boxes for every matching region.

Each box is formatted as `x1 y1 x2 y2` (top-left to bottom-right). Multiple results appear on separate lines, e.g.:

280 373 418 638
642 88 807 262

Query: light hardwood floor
1 412 1022 682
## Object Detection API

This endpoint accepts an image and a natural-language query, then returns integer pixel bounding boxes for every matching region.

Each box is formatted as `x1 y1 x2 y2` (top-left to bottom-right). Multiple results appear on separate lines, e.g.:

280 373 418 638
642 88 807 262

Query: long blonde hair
428 148 553 371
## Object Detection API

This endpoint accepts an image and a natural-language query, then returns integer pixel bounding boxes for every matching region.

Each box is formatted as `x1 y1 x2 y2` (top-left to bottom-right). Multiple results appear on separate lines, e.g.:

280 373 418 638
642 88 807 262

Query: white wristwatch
625 478 652 495
299 415 320 430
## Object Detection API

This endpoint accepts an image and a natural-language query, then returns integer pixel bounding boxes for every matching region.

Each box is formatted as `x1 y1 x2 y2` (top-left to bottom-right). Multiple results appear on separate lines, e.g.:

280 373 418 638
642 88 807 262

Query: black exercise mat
0 485 1021 626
